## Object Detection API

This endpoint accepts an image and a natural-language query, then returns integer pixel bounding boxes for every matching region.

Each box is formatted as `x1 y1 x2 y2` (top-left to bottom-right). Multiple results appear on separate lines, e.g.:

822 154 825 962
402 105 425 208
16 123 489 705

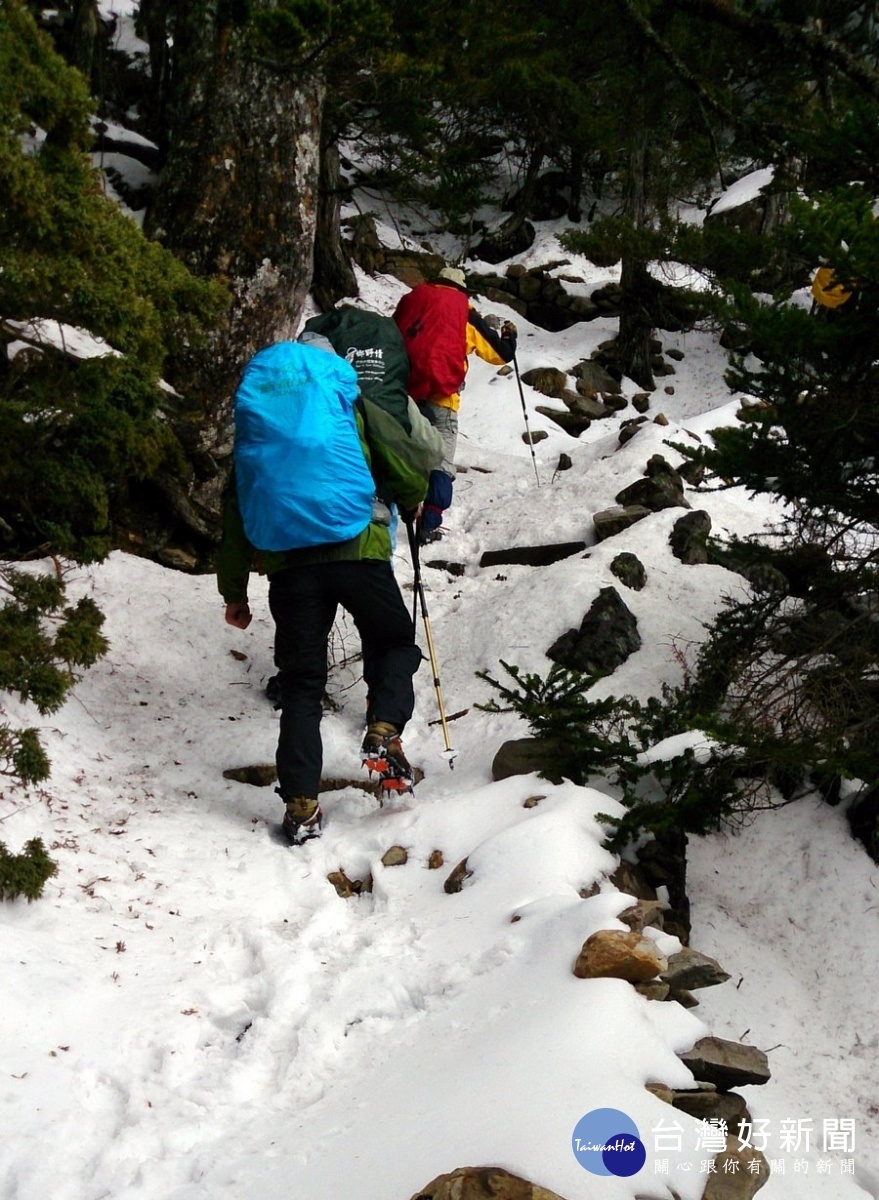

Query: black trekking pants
268 559 423 801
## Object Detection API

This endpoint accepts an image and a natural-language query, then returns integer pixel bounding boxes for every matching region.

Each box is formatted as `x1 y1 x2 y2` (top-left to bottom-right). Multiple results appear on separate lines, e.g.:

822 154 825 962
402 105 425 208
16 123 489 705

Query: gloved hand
400 504 423 526
501 320 517 340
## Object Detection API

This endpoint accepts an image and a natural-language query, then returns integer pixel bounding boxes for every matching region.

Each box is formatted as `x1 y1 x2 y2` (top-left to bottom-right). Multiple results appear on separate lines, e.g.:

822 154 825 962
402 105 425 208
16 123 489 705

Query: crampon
361 722 414 796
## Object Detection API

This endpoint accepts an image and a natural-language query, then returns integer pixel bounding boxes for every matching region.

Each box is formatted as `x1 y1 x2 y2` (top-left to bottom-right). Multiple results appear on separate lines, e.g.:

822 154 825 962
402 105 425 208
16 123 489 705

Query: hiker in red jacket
393 266 517 543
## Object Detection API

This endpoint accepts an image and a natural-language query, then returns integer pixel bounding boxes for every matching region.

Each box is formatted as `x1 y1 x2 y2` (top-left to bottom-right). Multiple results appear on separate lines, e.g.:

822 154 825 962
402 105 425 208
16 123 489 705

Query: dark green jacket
216 393 442 605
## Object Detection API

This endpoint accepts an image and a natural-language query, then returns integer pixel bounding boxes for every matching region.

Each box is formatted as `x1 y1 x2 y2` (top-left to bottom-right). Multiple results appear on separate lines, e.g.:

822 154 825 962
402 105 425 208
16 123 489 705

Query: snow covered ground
2 231 878 1200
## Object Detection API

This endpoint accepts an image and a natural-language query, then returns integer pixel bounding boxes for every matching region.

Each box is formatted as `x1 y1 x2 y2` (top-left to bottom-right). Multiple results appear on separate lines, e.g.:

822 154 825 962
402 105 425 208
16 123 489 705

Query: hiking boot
361 721 413 792
280 796 323 846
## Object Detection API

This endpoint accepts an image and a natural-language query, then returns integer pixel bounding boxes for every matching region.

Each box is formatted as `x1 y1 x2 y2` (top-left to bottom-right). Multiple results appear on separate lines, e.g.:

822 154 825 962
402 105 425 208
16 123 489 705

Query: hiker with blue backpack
217 319 443 845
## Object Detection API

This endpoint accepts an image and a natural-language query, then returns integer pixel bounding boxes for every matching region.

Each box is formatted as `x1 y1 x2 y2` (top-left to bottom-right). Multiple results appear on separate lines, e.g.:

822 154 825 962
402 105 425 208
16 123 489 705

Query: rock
671 1088 750 1127
444 857 473 894
619 417 648 445
573 929 668 982
524 429 549 444
520 366 569 397
571 358 623 395
668 987 700 1008
564 391 614 420
535 405 591 436
618 899 665 932
661 948 731 990
632 393 651 413
615 475 689 512
593 505 651 541
479 542 585 568
547 586 641 675
327 869 373 898
428 850 444 869
670 510 712 564
556 453 573 471
702 1135 770 1198
610 552 647 591
680 1037 771 1089
222 763 277 787
634 981 671 1001
381 845 408 867
491 737 565 784
847 783 879 863
411 1165 571 1200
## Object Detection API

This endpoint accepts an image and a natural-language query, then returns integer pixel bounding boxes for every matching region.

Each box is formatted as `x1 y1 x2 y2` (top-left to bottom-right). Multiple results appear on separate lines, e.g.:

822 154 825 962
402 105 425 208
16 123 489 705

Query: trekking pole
512 353 541 486
405 518 457 769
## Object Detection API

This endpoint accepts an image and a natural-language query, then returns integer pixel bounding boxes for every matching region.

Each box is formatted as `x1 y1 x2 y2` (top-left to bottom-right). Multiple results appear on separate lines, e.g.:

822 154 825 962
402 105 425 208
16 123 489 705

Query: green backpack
303 306 412 432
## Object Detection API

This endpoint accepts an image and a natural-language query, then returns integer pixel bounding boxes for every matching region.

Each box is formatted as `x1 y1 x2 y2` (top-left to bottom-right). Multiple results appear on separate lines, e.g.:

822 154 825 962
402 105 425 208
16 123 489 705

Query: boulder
491 737 565 784
593 505 651 541
411 1166 570 1200
680 1037 771 1089
610 552 647 591
479 542 585 568
547 586 641 675
702 1136 770 1199
661 948 731 990
573 929 667 982
670 510 712 564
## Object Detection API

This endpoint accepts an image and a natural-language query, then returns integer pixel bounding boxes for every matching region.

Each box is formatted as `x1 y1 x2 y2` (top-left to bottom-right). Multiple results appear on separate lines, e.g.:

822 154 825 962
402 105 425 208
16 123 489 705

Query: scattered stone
556 453 573 471
615 474 689 513
618 898 665 932
222 764 277 787
593 505 651 541
327 869 373 898
632 393 651 413
662 948 731 990
444 857 473 894
570 359 623 396
520 366 569 397
423 558 466 576
491 738 565 784
668 987 700 1008
671 1088 750 1127
411 1166 570 1200
634 981 671 1001
535 405 591 436
381 845 408 867
680 1037 771 1089
573 929 668 982
847 783 879 864
670 510 712 564
618 417 648 445
479 541 585 568
524 429 549 444
428 850 444 870
610 552 647 591
547 586 641 675
676 457 705 486
564 392 614 420
702 1136 769 1199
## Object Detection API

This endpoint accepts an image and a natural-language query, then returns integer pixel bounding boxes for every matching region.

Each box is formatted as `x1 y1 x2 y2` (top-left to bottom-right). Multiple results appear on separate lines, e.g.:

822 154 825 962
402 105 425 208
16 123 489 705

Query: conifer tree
0 2 225 813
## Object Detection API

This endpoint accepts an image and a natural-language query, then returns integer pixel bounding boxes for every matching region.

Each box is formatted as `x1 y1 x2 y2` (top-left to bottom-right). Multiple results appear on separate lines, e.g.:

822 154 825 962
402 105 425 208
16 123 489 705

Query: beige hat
437 266 467 289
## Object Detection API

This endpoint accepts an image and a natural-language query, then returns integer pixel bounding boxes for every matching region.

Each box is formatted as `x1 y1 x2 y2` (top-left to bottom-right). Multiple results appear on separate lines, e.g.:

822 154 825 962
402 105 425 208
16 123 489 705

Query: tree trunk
616 126 656 391
312 125 358 312
145 3 324 430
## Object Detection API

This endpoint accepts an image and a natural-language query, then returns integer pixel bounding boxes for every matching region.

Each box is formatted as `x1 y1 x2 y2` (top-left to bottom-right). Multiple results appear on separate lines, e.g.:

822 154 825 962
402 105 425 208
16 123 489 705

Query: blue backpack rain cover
233 341 375 551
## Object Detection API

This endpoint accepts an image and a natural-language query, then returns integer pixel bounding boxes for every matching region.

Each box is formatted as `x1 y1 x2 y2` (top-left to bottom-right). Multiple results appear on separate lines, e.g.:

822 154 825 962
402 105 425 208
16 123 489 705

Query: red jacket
393 280 516 411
